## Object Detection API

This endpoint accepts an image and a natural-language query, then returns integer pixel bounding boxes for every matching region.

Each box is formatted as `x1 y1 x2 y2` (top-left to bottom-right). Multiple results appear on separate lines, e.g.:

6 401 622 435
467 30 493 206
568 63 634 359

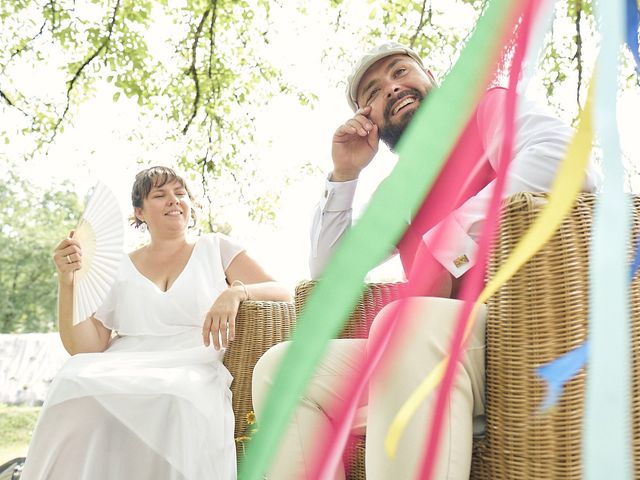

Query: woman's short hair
130 166 198 228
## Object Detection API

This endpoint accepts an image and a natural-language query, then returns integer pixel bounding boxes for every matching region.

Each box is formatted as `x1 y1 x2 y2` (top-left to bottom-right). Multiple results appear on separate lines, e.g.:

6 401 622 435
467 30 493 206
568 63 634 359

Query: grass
0 404 40 465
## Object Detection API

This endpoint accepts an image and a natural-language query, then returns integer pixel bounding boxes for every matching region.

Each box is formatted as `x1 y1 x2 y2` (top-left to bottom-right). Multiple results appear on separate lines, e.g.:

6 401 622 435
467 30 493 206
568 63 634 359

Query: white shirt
309 88 602 280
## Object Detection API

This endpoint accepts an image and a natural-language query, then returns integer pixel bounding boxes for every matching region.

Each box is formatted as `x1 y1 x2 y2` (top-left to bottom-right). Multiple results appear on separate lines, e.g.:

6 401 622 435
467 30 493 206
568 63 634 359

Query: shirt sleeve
309 175 358 279
94 277 119 330
422 87 601 278
218 234 246 271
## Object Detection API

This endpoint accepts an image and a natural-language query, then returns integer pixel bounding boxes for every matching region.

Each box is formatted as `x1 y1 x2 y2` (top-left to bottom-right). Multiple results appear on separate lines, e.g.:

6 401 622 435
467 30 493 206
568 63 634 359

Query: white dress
21 233 242 480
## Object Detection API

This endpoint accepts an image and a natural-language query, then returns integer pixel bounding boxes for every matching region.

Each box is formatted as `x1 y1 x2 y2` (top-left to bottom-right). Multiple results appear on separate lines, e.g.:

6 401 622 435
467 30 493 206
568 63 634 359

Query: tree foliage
0 172 82 333
325 0 636 120
1 0 638 332
0 0 315 231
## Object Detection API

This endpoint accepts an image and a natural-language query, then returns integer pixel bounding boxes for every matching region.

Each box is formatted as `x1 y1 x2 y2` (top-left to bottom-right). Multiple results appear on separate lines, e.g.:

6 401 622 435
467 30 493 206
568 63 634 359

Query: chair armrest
223 300 296 446
295 280 406 339
480 192 598 477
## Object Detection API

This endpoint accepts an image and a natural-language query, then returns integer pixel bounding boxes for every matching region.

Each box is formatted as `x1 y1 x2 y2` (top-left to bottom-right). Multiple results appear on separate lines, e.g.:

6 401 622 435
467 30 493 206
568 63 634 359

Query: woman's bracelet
231 280 250 301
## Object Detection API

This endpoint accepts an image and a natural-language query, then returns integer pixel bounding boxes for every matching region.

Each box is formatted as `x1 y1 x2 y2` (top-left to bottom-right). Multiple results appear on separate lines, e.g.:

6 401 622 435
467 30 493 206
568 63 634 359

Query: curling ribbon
309 4 531 479
385 75 596 460
536 0 640 415
537 3 633 477
308 2 528 478
584 0 632 477
238 0 521 477
418 1 539 476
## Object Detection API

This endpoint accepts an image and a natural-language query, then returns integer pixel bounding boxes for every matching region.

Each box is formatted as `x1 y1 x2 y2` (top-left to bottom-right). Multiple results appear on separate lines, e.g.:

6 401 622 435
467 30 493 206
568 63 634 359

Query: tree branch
48 0 58 35
208 0 218 79
0 89 14 107
49 0 121 143
334 8 342 33
572 0 583 108
199 155 215 233
0 87 33 119
1 19 48 76
410 0 429 48
182 9 211 135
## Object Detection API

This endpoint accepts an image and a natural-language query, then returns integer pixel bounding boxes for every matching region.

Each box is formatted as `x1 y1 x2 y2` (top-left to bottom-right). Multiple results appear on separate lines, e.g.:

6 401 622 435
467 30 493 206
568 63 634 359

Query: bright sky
3 0 640 290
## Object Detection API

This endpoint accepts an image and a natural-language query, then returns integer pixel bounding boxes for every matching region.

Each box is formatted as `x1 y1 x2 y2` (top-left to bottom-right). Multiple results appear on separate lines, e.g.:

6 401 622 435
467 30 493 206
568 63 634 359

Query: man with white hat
252 42 600 479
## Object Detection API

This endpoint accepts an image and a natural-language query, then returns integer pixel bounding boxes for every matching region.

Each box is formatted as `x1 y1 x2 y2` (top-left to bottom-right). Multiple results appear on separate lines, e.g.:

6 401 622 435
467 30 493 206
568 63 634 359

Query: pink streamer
418 1 539 478
307 4 529 479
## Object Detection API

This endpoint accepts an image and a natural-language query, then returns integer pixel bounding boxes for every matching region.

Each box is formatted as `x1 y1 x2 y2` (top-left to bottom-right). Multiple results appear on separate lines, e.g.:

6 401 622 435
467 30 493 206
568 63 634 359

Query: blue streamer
625 0 640 73
632 236 640 280
536 1 640 417
536 342 589 410
537 237 640 410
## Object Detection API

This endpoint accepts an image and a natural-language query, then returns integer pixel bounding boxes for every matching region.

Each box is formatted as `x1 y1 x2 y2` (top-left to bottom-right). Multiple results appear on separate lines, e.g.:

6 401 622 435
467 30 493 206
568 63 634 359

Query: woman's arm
202 251 292 350
54 233 112 355
225 251 292 302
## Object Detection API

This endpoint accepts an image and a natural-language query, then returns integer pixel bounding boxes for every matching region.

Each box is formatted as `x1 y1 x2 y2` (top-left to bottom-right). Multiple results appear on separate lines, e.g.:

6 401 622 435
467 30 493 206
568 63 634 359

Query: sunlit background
2 0 640 467
2 0 640 300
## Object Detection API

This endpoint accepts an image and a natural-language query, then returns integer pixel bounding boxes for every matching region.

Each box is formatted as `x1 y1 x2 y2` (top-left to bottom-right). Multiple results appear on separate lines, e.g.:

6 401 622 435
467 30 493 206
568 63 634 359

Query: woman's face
134 179 192 235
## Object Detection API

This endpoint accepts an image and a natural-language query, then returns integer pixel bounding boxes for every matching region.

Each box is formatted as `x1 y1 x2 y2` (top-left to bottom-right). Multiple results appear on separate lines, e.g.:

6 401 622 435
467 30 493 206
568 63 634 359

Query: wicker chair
295 192 640 479
223 299 296 464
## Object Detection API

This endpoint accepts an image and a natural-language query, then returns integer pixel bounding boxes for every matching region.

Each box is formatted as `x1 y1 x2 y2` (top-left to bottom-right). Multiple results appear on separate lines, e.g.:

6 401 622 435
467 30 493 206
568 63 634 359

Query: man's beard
379 88 423 151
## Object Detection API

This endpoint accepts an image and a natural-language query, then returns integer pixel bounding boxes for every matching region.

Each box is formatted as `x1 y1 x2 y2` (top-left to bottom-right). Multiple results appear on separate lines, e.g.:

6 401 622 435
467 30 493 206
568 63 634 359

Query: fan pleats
73 182 124 325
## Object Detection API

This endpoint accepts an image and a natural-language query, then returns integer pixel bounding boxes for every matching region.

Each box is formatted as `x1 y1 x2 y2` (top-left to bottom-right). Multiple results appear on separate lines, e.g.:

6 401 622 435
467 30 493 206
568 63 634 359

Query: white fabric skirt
21 329 236 480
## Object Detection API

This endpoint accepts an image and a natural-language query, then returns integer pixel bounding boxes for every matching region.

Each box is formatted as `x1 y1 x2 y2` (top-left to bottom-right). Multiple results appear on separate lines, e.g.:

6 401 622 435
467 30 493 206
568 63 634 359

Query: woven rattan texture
294 281 407 339
295 191 640 479
223 300 296 465
473 192 640 479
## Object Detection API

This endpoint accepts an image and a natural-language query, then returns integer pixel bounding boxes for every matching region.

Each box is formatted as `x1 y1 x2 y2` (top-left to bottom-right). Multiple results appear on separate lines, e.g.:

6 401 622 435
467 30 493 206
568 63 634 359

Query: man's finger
345 119 368 137
367 124 379 150
353 114 373 132
355 105 372 116
334 124 357 137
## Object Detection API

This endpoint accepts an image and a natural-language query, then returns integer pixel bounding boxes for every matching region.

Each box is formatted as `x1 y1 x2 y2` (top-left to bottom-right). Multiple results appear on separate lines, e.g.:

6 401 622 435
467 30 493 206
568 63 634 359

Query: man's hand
331 105 380 182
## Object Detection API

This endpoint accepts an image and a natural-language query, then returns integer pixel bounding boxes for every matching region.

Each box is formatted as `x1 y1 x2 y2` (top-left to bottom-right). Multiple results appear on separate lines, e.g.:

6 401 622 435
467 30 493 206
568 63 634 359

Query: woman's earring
139 222 148 233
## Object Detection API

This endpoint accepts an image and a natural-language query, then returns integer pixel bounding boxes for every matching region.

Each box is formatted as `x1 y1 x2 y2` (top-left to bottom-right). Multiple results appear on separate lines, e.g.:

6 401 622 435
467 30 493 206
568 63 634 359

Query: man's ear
426 69 438 86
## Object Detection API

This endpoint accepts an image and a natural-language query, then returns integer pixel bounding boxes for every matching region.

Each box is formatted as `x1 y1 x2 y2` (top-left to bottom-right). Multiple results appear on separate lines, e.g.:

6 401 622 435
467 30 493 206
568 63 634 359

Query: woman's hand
52 232 82 286
202 285 247 350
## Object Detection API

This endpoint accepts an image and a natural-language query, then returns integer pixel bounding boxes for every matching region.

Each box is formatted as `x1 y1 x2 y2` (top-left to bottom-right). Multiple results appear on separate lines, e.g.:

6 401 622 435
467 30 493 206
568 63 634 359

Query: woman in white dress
21 166 291 480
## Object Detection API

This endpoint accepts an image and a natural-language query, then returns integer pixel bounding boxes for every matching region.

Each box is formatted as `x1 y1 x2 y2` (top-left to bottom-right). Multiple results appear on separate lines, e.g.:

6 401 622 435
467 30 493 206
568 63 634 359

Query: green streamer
239 1 517 477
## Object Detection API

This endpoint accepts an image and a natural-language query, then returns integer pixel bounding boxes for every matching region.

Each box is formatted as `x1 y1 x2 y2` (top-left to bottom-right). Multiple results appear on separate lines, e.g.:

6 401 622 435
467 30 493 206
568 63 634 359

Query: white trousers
252 297 487 479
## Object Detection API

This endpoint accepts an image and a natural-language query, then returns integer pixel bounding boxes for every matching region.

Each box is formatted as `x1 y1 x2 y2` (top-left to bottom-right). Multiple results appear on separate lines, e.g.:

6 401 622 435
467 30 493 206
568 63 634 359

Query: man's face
356 54 437 150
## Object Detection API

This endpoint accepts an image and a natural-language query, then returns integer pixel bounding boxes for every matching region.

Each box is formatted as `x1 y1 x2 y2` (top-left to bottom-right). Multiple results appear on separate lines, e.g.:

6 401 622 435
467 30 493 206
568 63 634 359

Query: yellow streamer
385 79 596 459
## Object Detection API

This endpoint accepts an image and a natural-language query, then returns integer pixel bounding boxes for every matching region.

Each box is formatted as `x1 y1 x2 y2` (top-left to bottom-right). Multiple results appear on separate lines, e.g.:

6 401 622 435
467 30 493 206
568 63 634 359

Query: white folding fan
72 182 124 325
